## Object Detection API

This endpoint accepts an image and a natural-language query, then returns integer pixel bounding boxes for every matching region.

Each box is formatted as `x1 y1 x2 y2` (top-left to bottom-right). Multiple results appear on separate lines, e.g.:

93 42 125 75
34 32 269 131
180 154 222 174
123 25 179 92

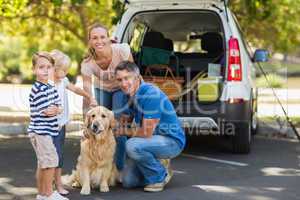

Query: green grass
256 73 286 88
256 76 300 89
259 116 300 126
259 62 300 74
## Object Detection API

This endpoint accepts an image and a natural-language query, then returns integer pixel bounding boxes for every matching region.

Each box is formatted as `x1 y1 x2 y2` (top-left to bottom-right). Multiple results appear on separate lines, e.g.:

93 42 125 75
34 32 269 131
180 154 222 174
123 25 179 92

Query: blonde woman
81 23 134 171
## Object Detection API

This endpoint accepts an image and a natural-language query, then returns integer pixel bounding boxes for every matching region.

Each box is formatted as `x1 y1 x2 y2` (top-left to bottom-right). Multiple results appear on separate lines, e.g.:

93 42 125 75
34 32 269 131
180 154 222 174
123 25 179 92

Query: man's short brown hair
115 61 140 76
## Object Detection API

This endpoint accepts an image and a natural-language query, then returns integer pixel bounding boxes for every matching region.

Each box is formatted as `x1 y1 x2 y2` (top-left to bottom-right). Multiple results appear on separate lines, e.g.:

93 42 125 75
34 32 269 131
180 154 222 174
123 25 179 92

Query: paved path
0 135 299 200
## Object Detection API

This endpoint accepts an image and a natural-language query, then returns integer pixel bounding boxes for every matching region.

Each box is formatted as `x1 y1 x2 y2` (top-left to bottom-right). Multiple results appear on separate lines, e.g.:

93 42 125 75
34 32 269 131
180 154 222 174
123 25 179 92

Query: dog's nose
91 122 99 133
91 121 104 134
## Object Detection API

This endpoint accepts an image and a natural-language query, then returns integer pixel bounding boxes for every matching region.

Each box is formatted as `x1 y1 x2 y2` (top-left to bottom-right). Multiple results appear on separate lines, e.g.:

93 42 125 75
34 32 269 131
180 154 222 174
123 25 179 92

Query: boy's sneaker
36 194 46 200
45 191 69 200
144 159 173 192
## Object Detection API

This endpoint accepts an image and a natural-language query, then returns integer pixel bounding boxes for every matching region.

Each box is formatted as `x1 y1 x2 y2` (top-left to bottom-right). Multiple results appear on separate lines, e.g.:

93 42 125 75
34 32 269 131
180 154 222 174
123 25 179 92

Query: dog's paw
100 185 109 192
72 181 81 188
80 187 91 195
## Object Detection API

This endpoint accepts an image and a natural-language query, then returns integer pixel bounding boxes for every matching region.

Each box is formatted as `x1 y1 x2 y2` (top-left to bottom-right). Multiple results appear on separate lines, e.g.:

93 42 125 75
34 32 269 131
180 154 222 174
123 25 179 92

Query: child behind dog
28 52 68 200
49 49 97 195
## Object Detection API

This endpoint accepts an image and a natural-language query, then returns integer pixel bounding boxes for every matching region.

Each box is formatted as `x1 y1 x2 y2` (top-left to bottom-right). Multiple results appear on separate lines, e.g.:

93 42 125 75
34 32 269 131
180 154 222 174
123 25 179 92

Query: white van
113 0 269 153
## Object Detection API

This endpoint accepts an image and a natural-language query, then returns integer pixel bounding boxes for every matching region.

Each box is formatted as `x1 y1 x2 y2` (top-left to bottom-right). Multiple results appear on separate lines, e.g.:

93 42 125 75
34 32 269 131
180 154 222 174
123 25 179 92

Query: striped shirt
27 81 61 136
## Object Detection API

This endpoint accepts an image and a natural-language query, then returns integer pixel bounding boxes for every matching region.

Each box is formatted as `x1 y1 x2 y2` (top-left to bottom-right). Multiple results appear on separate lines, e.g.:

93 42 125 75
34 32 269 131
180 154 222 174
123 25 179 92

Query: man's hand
112 121 123 137
123 119 158 138
113 124 138 137
113 127 123 137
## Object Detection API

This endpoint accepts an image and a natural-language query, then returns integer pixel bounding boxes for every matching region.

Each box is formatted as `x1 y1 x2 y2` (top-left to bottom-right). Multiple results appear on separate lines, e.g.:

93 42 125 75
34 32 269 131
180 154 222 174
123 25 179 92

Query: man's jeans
122 135 182 188
94 88 128 171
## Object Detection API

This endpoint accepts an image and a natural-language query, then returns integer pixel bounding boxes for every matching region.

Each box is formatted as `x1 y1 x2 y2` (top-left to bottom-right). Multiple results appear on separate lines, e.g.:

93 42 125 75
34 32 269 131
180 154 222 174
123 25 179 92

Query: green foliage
0 35 33 83
0 0 123 83
0 0 299 83
112 0 126 25
0 0 28 17
256 73 286 88
230 0 300 54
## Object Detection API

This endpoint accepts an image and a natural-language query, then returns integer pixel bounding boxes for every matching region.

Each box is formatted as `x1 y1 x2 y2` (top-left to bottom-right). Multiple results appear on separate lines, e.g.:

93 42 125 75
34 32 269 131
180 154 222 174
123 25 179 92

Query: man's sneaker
144 159 174 192
159 159 173 184
159 159 170 169
163 166 173 185
45 191 69 200
144 182 165 192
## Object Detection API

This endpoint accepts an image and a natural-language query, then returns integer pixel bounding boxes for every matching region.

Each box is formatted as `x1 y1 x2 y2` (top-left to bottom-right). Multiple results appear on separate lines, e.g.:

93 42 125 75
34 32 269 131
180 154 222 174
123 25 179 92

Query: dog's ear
84 112 91 128
82 113 91 139
82 127 91 139
109 111 117 129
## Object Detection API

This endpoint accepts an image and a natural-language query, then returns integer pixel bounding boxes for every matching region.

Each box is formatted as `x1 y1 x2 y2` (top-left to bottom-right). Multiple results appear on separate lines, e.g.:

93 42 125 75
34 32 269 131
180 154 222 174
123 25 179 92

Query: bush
256 73 286 88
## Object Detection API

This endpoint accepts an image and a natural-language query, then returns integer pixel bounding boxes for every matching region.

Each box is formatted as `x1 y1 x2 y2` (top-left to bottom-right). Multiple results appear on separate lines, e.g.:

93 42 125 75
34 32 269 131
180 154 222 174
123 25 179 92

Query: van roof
120 0 229 8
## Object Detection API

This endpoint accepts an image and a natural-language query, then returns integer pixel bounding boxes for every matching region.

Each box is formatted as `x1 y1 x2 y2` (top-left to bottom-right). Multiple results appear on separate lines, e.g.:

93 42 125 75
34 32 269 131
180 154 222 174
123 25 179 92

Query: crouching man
114 61 186 192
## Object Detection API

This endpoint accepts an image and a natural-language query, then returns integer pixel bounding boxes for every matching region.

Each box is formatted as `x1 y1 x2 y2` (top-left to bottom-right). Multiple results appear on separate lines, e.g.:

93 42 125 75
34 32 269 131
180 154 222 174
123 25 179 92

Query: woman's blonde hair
85 23 109 61
50 49 71 71
32 51 55 69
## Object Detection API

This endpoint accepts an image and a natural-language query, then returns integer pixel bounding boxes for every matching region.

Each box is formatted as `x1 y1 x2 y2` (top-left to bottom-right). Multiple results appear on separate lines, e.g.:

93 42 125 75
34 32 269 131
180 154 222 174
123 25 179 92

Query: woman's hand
89 97 98 107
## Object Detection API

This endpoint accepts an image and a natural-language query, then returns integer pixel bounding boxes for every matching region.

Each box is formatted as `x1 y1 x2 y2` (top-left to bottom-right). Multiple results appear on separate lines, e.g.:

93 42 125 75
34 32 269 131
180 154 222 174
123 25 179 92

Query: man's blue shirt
125 81 185 149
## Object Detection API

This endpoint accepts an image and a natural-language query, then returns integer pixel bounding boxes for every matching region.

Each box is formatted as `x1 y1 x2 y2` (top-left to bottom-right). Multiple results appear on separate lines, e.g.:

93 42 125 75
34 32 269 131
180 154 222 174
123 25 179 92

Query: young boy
28 52 69 200
49 49 97 195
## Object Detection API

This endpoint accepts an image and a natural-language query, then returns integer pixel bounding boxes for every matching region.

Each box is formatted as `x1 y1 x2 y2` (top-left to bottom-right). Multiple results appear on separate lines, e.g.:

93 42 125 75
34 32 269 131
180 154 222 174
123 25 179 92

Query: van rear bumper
179 117 219 129
175 100 252 131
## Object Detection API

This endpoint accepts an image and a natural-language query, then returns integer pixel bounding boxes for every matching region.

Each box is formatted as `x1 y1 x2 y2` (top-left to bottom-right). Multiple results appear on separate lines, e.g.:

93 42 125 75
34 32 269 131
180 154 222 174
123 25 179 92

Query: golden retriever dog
66 106 119 195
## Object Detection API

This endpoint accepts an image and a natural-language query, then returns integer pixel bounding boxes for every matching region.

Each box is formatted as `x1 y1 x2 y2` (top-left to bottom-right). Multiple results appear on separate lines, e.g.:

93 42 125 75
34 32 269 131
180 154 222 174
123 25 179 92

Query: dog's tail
61 170 76 187
109 165 119 186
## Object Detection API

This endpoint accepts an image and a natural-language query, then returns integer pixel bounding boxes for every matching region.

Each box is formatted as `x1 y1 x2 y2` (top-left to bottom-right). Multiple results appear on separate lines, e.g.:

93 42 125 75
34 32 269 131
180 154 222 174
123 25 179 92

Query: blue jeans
52 126 66 168
122 135 182 188
94 88 128 171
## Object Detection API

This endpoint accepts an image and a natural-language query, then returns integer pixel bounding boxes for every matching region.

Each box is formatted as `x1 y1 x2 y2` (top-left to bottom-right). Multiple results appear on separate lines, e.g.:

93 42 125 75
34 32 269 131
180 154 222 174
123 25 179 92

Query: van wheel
231 122 251 154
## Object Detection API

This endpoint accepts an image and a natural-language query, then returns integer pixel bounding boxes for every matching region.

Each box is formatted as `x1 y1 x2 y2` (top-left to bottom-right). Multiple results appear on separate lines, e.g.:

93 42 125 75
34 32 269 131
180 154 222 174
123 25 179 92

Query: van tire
231 121 251 154
251 112 258 135
251 96 258 135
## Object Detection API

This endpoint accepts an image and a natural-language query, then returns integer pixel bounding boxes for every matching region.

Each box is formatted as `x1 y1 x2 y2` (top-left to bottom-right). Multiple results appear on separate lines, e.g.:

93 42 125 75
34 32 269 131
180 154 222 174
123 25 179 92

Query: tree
0 0 123 82
230 0 300 54
0 0 299 82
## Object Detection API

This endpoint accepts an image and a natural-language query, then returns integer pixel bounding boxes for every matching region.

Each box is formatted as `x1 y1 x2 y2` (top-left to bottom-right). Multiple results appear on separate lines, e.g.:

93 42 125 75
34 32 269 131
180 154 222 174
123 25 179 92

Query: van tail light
227 98 244 104
227 37 242 81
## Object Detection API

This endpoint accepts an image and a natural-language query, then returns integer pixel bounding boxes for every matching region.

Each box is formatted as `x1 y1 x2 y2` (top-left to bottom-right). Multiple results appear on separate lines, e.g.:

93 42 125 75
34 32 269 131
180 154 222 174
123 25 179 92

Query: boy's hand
43 105 61 116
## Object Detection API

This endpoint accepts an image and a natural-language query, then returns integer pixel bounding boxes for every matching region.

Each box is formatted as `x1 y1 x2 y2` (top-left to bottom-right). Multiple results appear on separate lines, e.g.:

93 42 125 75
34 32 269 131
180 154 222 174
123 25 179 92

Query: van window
124 11 225 79
129 23 147 53
174 39 206 53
